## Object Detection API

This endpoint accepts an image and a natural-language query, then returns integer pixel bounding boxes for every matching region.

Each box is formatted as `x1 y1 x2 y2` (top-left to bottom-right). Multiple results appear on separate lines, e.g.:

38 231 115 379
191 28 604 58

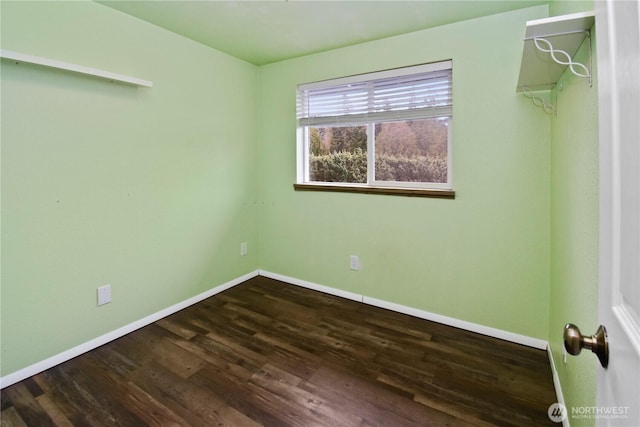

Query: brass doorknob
563 323 609 368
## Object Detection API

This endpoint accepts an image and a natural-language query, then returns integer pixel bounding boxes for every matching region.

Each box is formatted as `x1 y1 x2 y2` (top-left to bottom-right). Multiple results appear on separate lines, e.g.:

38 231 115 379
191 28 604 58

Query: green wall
549 25 600 427
548 2 599 425
550 0 594 16
257 5 551 340
1 1 259 376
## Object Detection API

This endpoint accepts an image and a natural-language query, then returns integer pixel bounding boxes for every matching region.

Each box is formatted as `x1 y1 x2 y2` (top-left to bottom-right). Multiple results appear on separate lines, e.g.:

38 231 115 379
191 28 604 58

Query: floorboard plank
0 406 29 427
2 383 54 427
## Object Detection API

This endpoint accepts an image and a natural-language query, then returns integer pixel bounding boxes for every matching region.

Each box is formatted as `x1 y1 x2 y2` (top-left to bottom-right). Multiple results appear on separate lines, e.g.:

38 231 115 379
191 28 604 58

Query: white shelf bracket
532 30 592 87
522 86 557 115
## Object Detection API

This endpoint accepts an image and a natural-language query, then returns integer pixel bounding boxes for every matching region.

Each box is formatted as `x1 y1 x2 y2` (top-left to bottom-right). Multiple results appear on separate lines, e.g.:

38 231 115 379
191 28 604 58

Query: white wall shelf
0 49 153 87
516 11 595 92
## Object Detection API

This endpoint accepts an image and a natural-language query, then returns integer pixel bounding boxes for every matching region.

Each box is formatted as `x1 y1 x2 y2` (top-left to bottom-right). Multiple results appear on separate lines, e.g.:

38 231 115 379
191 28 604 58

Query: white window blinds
297 60 452 126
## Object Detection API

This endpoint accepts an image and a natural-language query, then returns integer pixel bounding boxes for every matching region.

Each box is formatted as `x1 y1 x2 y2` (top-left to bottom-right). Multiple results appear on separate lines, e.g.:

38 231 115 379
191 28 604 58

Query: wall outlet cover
350 255 361 271
97 284 111 306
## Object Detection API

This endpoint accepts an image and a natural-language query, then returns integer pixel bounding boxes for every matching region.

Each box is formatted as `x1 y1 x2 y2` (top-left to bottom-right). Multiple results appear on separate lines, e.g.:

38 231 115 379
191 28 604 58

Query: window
296 60 453 195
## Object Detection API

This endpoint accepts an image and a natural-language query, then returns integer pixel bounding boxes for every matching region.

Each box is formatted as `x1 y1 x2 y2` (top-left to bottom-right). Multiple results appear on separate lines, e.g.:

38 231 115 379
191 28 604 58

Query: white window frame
296 60 453 191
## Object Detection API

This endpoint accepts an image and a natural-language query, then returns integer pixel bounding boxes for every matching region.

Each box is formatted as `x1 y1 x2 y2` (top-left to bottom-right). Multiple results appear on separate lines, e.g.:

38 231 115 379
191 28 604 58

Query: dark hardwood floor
1 276 557 426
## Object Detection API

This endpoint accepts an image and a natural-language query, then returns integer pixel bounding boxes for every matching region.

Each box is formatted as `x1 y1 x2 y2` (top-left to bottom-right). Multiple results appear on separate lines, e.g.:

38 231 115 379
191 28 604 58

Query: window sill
293 183 455 199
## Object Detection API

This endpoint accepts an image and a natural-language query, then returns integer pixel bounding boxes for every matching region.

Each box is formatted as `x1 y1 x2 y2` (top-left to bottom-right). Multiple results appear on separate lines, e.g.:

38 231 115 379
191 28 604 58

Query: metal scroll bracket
532 30 592 87
522 85 557 115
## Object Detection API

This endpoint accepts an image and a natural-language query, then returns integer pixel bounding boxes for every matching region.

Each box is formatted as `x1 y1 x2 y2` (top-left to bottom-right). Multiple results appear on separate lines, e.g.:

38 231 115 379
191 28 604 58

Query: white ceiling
98 0 548 65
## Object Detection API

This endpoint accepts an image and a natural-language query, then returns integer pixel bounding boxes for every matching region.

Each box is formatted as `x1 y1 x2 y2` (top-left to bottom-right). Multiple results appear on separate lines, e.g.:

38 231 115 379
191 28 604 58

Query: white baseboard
1 269 550 390
259 270 364 303
0 270 259 389
547 344 571 426
259 270 548 350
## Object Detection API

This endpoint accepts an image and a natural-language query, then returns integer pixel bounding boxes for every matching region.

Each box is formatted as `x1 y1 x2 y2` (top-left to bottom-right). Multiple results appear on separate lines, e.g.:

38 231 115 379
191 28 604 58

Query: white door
596 0 640 425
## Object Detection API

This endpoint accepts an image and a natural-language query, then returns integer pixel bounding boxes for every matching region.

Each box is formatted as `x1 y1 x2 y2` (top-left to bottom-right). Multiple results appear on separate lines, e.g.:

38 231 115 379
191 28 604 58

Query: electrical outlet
240 242 248 256
97 284 111 306
350 255 361 271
